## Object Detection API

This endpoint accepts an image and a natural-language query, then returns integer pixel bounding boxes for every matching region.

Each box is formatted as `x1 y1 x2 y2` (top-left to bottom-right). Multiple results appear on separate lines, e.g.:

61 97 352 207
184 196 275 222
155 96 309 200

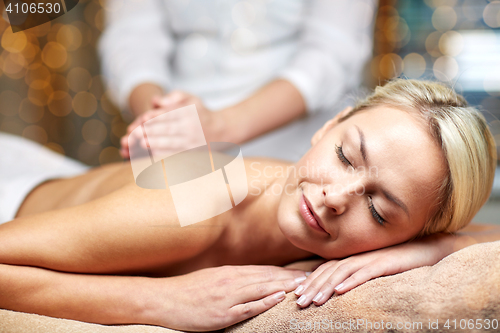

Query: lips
299 194 328 235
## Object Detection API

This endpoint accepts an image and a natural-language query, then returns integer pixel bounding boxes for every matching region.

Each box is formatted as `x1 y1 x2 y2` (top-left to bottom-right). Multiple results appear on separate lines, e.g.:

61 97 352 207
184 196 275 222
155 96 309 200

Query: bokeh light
433 55 459 81
48 91 73 117
483 1 500 28
67 67 92 92
403 53 426 78
82 118 107 145
19 99 45 123
73 91 97 117
0 0 498 168
41 42 68 69
22 125 48 144
432 6 457 31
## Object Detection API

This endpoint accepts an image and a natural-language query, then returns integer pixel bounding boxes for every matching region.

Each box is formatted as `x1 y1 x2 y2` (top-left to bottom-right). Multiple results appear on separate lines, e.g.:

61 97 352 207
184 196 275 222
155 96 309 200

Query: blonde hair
342 79 497 236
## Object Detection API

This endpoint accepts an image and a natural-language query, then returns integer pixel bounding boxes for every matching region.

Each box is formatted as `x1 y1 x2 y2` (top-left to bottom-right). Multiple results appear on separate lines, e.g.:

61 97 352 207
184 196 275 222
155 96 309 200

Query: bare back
5 158 313 278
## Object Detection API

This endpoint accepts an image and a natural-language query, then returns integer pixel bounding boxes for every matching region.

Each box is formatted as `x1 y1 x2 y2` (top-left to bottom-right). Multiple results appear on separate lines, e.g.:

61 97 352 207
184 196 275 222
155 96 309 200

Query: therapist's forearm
216 79 307 144
128 83 165 117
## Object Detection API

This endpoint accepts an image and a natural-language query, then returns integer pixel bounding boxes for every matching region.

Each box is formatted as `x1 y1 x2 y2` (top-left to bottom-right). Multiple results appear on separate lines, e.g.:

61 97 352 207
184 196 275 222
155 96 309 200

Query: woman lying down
1 79 499 332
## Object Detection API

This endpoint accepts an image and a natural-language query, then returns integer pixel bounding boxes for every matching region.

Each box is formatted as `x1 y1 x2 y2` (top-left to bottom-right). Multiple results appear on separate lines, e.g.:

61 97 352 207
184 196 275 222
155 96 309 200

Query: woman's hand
150 265 308 332
121 91 221 159
293 234 453 308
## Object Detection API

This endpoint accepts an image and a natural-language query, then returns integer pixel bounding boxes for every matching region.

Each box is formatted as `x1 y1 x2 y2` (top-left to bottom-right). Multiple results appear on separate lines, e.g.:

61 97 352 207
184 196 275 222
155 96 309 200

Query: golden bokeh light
111 120 127 138
25 64 51 86
73 91 98 117
379 53 403 79
44 142 65 155
2 52 28 78
99 146 121 165
73 73 94 96
28 81 53 106
19 98 45 123
432 6 457 31
48 91 73 117
82 119 107 145
41 42 68 69
20 42 38 65
22 125 48 144
56 24 83 51
1 29 27 53
67 67 92 92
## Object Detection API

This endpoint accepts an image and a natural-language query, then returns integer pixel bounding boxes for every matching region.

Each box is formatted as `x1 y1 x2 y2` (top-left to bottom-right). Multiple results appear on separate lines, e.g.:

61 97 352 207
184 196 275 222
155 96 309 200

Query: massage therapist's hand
150 265 307 332
294 233 453 308
120 91 221 159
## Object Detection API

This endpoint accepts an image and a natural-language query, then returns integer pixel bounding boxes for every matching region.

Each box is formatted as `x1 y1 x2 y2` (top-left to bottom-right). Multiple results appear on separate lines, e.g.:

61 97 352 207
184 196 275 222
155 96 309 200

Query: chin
277 207 322 255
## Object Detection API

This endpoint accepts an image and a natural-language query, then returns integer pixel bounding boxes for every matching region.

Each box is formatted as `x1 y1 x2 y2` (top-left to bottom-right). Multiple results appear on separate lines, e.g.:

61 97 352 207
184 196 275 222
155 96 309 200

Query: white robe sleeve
98 0 174 111
278 0 377 113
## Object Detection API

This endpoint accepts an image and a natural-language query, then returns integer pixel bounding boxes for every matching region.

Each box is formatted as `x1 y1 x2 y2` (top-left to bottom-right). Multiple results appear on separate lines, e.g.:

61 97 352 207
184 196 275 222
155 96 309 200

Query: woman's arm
0 183 222 274
293 223 500 308
0 262 306 331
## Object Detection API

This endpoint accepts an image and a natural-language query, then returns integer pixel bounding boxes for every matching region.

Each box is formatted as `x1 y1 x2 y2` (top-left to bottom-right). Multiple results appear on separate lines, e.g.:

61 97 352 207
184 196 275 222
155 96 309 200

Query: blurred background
0 0 499 221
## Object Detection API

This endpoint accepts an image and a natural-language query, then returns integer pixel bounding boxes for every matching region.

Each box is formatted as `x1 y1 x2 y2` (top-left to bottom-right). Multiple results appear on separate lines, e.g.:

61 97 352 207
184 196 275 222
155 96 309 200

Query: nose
323 179 365 215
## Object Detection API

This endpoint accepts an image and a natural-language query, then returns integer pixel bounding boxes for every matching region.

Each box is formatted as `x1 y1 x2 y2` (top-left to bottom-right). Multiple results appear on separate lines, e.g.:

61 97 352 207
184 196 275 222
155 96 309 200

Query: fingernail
334 283 344 292
296 295 307 306
294 285 304 296
306 271 312 276
273 291 286 301
312 292 323 303
295 276 307 284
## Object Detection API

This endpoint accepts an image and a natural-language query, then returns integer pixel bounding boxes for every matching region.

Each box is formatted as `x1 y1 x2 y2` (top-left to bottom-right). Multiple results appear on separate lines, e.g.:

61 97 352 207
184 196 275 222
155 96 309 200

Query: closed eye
335 144 353 168
369 196 386 226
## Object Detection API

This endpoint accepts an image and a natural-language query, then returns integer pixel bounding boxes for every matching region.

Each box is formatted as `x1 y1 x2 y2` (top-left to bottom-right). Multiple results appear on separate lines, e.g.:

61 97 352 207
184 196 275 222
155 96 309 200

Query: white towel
0 133 89 224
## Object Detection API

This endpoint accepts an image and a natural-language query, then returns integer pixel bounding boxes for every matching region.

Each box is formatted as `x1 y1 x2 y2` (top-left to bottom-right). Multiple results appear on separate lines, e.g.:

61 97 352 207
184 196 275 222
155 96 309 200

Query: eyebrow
355 125 410 219
356 125 367 162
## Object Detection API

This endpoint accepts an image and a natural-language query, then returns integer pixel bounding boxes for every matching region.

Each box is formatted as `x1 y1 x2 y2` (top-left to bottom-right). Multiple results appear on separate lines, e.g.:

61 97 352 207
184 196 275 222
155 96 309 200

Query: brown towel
225 241 500 333
1 241 499 333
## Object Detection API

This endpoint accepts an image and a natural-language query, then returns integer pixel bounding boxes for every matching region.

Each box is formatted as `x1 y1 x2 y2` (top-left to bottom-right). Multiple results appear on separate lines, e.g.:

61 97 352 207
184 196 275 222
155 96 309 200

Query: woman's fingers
235 279 298 304
244 267 307 284
295 259 379 308
229 291 286 324
293 260 336 296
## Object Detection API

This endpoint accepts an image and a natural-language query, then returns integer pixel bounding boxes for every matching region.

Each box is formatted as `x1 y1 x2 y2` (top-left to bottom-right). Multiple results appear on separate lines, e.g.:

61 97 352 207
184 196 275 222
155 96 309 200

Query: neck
225 161 314 265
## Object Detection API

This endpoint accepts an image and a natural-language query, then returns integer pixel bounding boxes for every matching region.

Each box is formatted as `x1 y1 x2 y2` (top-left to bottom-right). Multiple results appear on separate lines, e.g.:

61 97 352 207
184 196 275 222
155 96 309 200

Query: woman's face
277 105 446 259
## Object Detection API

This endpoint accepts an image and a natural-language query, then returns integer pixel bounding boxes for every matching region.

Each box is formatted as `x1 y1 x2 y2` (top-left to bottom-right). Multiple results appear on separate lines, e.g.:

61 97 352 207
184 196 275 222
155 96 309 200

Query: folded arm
293 223 500 308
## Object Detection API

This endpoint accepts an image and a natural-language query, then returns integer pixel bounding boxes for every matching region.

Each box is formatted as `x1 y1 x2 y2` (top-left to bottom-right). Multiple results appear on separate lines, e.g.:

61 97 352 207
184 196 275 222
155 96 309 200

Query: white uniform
99 0 376 160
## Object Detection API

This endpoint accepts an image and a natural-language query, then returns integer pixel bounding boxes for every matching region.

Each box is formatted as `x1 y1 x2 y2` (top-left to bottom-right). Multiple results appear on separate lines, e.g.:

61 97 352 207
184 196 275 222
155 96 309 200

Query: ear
311 107 353 146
